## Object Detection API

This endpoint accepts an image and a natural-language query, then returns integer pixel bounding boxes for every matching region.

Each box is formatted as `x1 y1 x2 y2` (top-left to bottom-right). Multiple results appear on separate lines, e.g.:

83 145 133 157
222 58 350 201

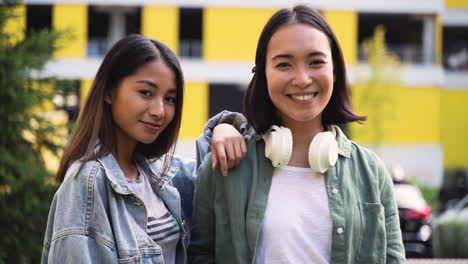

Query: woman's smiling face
265 23 334 128
108 60 177 147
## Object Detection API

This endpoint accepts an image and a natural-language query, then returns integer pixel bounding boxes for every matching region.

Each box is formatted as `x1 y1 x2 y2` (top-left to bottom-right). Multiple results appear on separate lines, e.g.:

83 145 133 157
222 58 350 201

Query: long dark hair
244 5 366 134
56 34 184 182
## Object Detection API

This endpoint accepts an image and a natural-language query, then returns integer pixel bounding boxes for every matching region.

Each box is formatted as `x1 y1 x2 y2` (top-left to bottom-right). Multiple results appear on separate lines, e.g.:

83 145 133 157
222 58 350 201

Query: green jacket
189 126 405 264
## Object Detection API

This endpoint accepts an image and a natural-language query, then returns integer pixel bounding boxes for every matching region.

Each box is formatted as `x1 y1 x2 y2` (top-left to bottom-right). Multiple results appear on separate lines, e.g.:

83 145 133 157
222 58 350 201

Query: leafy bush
0 1 62 263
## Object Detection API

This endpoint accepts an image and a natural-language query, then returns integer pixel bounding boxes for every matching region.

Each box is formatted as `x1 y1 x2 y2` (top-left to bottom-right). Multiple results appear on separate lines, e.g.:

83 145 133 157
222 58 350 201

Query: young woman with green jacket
189 5 405 264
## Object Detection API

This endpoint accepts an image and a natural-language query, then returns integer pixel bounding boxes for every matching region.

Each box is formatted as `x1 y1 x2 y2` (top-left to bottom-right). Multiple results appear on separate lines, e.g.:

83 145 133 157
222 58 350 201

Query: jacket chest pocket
356 202 386 264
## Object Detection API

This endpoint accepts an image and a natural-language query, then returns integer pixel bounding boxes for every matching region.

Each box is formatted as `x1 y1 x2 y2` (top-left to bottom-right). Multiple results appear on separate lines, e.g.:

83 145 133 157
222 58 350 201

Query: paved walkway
407 259 468 264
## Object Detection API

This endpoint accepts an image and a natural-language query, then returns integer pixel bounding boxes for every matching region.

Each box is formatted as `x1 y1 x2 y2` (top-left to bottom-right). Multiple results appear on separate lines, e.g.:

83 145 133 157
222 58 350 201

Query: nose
150 98 164 119
292 66 312 89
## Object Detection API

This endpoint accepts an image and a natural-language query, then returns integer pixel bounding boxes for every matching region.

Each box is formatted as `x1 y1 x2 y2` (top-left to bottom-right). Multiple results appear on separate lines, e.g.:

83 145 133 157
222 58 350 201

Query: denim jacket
41 111 238 264
41 153 195 264
190 125 405 264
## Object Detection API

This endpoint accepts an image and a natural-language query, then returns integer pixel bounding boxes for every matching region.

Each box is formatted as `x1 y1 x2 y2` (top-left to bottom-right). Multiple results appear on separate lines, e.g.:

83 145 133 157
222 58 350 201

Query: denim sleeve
195 110 250 168
170 156 196 226
379 164 406 263
42 234 117 263
188 153 216 264
41 162 117 264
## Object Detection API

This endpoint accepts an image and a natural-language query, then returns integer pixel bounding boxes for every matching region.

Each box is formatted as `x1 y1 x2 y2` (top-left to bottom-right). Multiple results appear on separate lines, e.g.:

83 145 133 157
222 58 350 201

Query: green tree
354 25 403 147
0 1 63 262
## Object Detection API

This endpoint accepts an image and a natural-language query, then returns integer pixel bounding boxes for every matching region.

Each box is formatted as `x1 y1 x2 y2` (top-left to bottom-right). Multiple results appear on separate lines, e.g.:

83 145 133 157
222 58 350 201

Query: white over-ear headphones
262 125 339 173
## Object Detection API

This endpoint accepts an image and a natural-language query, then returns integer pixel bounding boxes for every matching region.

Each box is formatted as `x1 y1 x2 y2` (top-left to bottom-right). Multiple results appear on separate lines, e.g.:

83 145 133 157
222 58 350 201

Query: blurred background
1 0 467 262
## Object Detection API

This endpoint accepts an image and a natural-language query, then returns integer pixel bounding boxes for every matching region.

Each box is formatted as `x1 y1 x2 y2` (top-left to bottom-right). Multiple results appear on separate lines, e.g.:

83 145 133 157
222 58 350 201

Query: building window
87 6 141 57
358 13 430 64
443 26 468 72
26 5 52 35
88 6 110 57
209 83 244 118
179 8 202 58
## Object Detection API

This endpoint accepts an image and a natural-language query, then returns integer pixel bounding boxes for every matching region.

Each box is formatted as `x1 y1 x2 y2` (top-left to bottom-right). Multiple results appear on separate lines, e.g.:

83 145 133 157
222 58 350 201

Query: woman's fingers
212 141 228 176
211 144 218 169
211 124 248 176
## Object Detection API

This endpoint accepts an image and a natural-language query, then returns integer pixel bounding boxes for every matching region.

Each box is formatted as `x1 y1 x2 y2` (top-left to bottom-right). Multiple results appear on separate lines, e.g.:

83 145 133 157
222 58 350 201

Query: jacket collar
97 152 179 195
331 125 352 159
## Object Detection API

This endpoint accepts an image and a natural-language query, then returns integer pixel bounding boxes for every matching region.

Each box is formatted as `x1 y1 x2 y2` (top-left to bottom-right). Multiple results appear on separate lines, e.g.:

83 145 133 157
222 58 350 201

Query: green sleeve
379 164 406 263
188 153 217 264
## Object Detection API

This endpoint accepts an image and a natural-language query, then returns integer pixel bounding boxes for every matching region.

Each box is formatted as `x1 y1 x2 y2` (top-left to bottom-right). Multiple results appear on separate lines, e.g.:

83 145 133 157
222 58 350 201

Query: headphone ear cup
263 126 293 167
308 132 339 173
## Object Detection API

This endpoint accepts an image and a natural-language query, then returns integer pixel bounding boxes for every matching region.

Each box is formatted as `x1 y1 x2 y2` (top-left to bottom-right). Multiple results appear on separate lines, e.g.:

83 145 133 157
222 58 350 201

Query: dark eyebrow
136 80 177 93
271 51 327 61
136 80 158 88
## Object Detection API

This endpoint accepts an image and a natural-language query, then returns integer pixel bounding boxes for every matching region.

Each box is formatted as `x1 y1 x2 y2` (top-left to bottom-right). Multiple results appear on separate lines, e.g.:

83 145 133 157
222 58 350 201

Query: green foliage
432 200 468 258
0 1 62 263
355 25 403 145
0 174 57 263
418 185 440 212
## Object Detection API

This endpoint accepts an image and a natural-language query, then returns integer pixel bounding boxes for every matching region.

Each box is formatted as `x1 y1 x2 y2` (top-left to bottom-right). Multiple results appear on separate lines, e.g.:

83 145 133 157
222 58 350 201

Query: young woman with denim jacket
41 34 246 264
190 5 406 264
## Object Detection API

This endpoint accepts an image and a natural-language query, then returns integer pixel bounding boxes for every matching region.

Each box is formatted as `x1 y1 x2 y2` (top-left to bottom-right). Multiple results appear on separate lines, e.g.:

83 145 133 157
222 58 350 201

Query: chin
138 137 159 145
289 113 320 123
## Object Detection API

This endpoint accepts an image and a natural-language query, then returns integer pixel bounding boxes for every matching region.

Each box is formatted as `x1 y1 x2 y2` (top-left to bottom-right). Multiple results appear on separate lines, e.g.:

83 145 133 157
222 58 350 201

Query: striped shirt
127 167 180 264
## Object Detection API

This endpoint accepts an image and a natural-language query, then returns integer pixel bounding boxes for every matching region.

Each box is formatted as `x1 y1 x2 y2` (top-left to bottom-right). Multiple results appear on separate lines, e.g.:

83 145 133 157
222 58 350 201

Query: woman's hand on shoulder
211 123 247 176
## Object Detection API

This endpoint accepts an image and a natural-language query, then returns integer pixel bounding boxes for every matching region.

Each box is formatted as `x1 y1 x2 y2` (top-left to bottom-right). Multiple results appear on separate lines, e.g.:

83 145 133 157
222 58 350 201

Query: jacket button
332 188 338 194
337 227 344 234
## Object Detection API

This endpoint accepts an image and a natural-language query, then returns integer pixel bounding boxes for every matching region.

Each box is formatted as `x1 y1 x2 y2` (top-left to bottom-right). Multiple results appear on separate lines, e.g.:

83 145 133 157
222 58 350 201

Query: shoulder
350 141 383 166
58 159 109 202
46 159 110 236
197 137 263 183
348 141 391 188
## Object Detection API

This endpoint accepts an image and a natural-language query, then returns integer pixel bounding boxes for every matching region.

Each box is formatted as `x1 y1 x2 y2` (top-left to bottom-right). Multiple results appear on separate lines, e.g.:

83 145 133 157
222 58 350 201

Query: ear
104 91 112 104
104 94 112 104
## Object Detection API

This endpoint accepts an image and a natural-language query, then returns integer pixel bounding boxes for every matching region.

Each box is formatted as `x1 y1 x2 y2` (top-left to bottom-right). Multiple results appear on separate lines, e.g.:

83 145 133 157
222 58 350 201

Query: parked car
432 195 468 257
389 166 433 258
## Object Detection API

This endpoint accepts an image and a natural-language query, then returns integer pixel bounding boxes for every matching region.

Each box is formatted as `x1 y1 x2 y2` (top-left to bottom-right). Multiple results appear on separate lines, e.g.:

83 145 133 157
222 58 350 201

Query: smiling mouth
288 92 319 101
141 121 161 131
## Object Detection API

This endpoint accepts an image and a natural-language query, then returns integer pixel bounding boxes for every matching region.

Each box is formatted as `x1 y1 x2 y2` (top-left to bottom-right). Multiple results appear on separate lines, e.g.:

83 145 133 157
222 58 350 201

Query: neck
114 128 138 179
283 119 324 146
282 118 325 168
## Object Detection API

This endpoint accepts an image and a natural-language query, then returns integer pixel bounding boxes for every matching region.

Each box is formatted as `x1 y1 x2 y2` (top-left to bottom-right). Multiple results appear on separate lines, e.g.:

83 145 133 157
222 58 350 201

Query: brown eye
310 60 325 66
165 96 177 104
139 90 152 97
276 62 291 68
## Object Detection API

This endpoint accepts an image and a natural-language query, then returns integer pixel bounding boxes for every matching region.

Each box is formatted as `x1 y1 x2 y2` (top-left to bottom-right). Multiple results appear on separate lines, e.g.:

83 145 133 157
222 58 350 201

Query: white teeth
291 94 313 101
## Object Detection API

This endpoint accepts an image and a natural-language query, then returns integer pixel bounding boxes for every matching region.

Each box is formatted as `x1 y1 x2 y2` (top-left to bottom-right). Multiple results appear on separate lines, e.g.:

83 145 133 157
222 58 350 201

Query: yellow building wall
203 8 276 61
142 6 179 55
52 4 87 58
3 4 25 44
323 10 358 65
445 0 468 8
441 89 468 167
351 86 441 144
80 79 94 107
179 82 208 139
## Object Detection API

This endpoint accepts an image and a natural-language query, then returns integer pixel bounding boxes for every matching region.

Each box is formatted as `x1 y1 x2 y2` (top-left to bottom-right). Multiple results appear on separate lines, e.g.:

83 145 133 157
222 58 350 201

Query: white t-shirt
254 165 332 264
127 167 180 264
